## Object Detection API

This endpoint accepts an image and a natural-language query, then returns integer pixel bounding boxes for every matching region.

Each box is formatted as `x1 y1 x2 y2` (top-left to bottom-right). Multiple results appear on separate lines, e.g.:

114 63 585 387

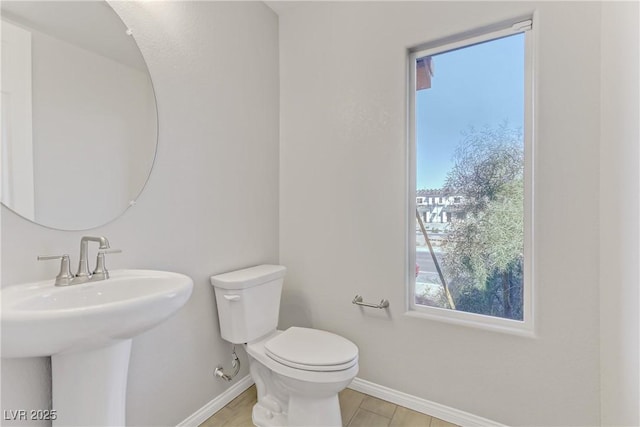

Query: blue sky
416 33 525 190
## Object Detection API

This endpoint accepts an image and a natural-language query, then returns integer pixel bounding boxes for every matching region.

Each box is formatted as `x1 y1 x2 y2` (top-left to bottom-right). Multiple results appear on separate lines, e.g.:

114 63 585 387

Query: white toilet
210 264 359 427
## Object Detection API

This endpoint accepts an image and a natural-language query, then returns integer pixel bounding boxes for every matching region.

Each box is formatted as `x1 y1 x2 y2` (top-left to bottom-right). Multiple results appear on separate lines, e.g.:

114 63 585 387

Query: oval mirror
1 1 157 230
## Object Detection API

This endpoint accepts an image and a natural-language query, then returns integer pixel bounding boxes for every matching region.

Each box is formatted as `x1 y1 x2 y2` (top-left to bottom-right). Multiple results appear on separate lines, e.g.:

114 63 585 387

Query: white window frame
406 19 535 337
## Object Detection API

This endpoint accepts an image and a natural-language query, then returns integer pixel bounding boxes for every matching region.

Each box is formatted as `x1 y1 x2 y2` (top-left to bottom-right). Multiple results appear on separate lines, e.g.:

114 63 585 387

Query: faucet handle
92 249 122 280
37 254 74 286
98 248 122 255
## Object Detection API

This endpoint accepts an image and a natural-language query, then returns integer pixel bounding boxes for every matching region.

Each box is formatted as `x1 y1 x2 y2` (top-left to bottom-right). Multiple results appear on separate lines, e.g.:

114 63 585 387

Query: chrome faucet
75 236 110 283
38 236 121 286
75 236 121 283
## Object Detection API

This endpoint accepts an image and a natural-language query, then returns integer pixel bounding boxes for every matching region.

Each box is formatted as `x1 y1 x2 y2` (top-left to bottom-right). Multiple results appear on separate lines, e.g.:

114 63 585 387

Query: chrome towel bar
352 295 389 309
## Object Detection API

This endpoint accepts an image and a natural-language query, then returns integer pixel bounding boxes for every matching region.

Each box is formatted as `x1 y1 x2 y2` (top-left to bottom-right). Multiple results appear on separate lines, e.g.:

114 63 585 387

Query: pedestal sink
1 269 193 426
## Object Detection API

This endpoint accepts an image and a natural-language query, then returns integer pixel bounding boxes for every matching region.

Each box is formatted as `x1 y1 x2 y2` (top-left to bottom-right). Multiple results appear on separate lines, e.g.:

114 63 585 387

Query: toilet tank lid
210 264 286 290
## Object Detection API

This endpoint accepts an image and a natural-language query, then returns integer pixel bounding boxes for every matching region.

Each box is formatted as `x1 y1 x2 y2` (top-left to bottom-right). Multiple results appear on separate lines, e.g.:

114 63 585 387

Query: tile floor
200 385 460 427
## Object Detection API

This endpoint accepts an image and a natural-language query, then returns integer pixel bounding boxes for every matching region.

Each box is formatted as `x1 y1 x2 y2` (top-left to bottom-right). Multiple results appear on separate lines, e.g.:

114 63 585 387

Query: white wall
1 1 279 426
279 2 602 425
600 2 640 425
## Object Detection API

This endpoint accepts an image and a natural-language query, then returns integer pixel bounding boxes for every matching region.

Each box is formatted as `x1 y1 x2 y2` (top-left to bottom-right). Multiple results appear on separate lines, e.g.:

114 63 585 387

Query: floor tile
222 407 254 427
430 417 459 427
339 388 366 426
199 407 235 427
348 408 391 427
360 394 397 419
390 406 432 427
226 385 257 410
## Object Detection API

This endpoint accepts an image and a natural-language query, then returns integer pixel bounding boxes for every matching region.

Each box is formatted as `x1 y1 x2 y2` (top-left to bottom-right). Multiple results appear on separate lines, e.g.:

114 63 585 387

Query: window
408 20 534 334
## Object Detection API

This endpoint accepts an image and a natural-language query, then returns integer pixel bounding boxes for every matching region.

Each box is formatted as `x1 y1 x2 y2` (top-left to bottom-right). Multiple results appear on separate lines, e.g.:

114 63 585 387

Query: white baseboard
177 374 254 427
348 377 507 427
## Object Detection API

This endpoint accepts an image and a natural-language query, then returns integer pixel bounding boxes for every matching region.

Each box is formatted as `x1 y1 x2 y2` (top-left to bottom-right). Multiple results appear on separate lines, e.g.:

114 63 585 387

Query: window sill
404 307 536 338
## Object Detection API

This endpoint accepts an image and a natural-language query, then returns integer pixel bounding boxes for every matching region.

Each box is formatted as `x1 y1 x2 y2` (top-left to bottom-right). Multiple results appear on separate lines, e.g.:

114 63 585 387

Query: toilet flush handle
223 294 241 301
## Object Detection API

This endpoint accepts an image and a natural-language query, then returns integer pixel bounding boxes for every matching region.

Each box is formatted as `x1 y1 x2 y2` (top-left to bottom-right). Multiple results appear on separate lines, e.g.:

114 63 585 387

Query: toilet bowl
210 265 359 427
247 327 358 426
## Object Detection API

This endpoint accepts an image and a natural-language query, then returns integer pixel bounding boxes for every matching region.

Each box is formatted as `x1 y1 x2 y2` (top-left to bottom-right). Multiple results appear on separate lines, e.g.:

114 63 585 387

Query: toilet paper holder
352 295 389 309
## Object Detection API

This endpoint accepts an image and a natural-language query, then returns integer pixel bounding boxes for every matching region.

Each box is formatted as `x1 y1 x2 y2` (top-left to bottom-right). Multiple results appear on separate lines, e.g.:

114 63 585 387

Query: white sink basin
1 269 193 426
1 269 193 358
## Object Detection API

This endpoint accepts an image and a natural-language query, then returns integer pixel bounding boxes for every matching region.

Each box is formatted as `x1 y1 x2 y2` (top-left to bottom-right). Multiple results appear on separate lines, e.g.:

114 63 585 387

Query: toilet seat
247 331 359 384
264 327 358 372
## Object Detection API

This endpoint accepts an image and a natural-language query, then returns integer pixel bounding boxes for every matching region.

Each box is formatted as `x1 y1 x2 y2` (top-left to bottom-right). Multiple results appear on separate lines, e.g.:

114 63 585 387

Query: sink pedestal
52 340 132 426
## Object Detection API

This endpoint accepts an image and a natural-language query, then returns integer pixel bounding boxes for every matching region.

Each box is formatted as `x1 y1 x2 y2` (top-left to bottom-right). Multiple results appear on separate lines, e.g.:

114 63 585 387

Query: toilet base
287 394 342 427
251 391 342 427
252 402 288 427
248 354 352 427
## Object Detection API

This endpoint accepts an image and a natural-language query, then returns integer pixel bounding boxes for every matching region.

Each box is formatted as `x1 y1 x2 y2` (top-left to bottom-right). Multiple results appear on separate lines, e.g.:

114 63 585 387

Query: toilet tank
210 265 286 344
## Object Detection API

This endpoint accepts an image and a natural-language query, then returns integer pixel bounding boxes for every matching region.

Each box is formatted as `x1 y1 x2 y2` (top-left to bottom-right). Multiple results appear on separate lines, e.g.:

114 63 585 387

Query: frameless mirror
1 1 157 230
